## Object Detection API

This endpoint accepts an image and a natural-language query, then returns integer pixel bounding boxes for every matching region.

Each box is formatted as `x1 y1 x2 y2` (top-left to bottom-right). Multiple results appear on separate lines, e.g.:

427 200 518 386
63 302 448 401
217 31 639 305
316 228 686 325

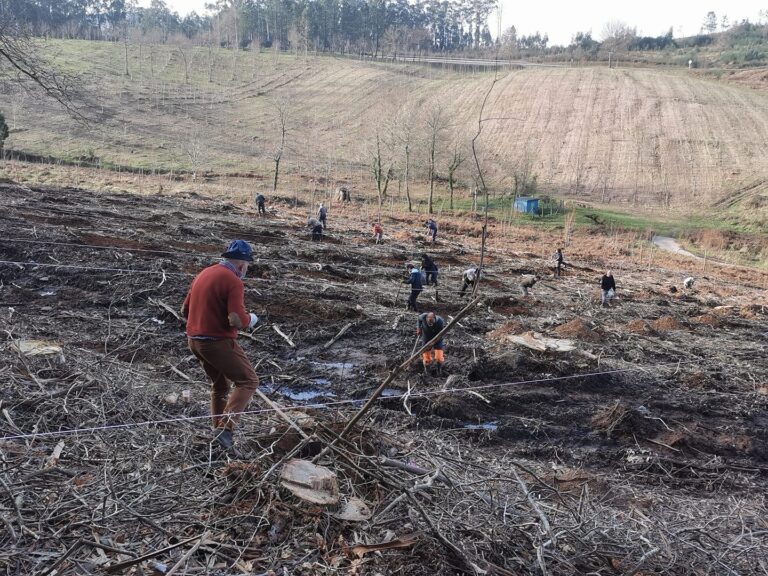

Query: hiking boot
214 429 234 450
436 364 444 377
423 363 431 376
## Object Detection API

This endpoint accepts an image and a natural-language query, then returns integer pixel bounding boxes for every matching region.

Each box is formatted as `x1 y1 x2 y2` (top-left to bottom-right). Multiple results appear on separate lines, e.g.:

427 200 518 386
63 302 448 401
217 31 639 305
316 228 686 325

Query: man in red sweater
181 240 260 449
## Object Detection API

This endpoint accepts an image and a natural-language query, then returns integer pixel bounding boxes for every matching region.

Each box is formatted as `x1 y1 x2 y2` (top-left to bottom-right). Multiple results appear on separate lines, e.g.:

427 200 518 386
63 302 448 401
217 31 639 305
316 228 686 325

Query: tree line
0 0 497 54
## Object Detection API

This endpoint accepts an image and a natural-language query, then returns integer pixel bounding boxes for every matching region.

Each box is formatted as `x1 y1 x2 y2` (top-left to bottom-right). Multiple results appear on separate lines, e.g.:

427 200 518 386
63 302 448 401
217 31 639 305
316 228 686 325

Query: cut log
280 459 339 505
506 331 576 352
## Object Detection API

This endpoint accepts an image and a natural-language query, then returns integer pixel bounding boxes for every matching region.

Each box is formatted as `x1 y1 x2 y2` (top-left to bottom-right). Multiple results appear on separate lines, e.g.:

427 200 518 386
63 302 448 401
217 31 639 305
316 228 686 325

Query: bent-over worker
460 266 480 296
520 274 538 296
372 222 383 244
424 218 438 243
308 217 323 241
181 239 260 450
417 312 445 376
255 193 266 216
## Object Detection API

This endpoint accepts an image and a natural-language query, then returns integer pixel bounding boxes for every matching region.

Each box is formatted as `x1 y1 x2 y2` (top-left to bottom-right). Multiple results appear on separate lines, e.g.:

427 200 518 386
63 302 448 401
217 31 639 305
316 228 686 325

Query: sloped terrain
0 183 766 574
4 40 768 209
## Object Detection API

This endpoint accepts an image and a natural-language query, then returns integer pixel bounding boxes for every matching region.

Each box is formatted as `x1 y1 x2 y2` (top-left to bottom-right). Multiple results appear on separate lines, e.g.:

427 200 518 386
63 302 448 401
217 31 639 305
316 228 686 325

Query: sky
145 0 766 47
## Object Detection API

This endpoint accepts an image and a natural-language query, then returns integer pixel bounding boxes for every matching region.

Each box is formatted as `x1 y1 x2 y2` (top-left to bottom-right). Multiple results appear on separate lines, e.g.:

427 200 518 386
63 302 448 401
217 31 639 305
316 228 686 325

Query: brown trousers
188 338 259 430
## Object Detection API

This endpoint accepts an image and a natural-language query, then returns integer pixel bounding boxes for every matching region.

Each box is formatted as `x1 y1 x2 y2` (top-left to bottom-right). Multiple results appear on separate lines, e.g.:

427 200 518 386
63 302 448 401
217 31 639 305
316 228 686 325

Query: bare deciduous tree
601 20 636 52
371 131 394 220
271 98 289 192
0 16 87 120
447 141 465 210
182 128 206 180
392 104 417 212
426 103 447 214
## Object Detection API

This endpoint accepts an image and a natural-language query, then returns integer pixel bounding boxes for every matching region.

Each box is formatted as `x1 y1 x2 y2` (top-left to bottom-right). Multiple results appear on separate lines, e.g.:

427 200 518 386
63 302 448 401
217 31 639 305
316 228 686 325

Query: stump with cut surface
280 458 339 505
336 186 352 202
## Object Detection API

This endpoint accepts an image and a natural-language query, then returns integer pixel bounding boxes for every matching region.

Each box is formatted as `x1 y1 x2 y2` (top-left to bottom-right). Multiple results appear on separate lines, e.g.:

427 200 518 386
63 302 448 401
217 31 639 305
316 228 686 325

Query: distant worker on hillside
460 266 480 296
600 270 616 307
255 193 266 216
404 263 423 311
424 218 438 243
318 203 328 229
181 240 260 450
308 217 323 241
421 253 438 286
417 312 446 376
372 222 383 244
683 276 695 289
553 248 564 277
519 274 538 296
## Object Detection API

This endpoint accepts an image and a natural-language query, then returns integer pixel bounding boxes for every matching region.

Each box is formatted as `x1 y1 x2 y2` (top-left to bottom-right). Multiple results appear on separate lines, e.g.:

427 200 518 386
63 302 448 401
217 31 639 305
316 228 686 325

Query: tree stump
336 186 352 202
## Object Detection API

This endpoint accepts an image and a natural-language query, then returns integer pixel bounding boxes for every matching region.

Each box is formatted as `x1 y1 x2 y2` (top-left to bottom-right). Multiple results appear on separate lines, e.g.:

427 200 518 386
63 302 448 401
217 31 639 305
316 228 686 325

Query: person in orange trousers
416 312 445 376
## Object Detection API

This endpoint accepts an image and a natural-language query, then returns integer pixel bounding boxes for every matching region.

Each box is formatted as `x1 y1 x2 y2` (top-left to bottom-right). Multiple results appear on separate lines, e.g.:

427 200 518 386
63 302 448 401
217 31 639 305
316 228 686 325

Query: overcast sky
146 0 766 47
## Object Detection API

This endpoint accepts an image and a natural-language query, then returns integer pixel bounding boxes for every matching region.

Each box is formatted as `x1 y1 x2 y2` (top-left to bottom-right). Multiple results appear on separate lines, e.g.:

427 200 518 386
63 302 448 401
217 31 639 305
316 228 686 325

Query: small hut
513 197 539 214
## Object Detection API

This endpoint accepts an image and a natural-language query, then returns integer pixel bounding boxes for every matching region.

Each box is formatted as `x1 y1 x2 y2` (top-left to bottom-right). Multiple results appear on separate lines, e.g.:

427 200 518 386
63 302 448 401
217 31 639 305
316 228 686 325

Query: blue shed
514 197 539 214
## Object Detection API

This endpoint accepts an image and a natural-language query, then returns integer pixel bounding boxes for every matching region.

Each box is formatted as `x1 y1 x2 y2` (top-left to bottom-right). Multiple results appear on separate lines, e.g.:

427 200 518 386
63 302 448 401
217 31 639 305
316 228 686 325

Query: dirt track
1 183 767 574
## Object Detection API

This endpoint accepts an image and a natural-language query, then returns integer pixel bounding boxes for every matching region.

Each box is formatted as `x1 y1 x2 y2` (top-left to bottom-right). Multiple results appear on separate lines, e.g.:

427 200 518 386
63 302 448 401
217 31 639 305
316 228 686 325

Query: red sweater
182 264 249 338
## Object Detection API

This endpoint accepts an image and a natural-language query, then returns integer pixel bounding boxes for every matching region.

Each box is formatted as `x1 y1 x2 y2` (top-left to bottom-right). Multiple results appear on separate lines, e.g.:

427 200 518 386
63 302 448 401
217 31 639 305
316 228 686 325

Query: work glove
248 313 259 328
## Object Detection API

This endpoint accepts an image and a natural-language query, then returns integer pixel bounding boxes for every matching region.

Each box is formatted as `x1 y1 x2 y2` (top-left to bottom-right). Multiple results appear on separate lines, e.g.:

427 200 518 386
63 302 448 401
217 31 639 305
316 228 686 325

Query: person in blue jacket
424 219 438 243
404 263 423 311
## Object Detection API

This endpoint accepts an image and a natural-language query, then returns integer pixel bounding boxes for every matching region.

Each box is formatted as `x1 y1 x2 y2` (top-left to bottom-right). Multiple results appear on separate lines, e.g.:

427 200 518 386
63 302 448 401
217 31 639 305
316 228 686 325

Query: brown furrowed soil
0 182 767 574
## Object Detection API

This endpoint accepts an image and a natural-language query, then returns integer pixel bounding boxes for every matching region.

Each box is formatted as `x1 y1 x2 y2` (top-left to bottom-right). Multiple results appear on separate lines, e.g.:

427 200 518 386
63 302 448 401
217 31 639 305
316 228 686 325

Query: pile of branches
1 339 766 575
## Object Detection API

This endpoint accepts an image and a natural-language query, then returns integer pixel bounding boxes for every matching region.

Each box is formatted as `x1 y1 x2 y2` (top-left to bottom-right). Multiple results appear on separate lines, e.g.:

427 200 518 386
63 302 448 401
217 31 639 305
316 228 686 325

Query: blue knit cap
221 239 254 262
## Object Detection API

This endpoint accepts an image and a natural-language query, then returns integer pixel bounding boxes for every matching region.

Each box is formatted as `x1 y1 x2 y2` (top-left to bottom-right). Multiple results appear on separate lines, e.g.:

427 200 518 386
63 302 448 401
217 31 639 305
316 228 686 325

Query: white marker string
4 237 457 275
0 260 482 295
0 359 711 442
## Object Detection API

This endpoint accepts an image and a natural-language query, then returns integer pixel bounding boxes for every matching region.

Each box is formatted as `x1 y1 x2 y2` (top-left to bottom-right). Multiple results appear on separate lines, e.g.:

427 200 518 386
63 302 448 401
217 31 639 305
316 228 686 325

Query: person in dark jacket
255 193 266 216
600 270 616 307
417 312 445 375
404 263 423 311
421 254 438 286
318 203 328 228
308 217 323 241
553 248 564 277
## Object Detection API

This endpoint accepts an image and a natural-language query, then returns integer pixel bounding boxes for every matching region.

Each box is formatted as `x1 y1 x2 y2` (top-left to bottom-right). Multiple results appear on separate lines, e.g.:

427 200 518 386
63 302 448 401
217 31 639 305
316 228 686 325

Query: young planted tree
426 103 446 214
271 98 289 192
182 128 206 180
392 105 417 212
371 131 394 220
447 142 465 210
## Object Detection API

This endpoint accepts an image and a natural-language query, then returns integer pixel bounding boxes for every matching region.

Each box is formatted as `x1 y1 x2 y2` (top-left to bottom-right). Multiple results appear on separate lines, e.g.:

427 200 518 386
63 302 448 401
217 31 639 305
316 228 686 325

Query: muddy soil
0 182 766 574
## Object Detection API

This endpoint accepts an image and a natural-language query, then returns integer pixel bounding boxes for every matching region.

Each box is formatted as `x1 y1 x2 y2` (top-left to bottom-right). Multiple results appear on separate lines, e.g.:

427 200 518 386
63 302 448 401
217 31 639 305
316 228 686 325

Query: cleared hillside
3 39 768 211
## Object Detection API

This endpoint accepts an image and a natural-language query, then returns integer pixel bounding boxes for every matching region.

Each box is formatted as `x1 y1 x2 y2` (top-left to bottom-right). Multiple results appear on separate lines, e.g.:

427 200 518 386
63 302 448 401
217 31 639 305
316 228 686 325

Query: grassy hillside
2 39 768 228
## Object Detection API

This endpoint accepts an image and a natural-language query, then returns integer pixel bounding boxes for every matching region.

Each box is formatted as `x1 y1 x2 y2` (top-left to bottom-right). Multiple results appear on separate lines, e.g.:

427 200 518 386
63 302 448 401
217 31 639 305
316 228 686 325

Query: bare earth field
3 40 768 212
0 182 766 574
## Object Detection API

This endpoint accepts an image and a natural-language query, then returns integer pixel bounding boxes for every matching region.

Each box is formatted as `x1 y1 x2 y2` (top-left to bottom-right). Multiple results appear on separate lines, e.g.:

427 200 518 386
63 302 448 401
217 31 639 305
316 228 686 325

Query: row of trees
1 0 497 54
